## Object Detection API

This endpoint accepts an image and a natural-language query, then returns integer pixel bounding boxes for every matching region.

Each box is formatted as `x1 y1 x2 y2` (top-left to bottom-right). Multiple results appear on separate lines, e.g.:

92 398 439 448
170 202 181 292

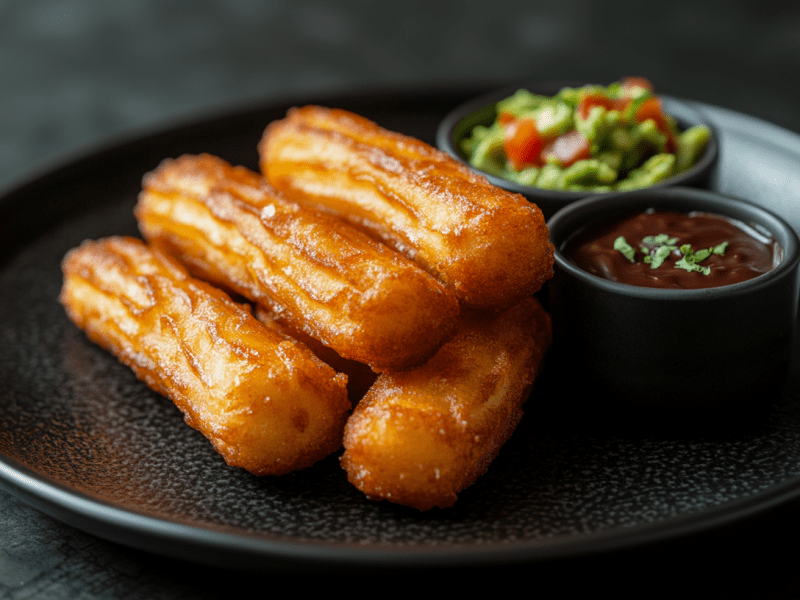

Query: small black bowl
436 82 719 221
546 187 799 431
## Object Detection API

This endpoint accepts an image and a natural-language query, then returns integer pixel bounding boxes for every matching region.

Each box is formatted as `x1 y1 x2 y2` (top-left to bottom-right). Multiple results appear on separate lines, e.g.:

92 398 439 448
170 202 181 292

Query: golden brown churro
340 296 552 510
135 154 459 372
60 237 351 476
59 104 557 506
259 106 554 310
254 305 378 404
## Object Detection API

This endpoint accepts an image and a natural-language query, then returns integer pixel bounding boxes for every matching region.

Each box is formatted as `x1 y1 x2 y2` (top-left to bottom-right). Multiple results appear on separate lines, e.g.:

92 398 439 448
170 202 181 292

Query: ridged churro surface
136 154 459 372
60 237 351 476
341 296 552 510
254 305 378 404
259 106 555 310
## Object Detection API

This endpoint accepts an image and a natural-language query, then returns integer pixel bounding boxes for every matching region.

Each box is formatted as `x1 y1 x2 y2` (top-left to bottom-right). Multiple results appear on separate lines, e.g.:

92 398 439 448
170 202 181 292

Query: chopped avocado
460 78 711 193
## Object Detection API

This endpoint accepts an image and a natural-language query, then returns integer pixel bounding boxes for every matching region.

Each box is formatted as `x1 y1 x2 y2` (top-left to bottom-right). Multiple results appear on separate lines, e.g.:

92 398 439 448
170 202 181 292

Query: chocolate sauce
563 209 781 289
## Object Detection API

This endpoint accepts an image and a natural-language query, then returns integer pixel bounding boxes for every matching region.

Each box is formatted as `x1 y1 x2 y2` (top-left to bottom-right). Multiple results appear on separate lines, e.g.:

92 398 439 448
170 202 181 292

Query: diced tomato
620 77 654 94
497 111 515 126
578 92 630 119
541 130 591 167
634 96 676 151
634 96 666 125
578 78 654 119
503 118 543 169
578 93 613 119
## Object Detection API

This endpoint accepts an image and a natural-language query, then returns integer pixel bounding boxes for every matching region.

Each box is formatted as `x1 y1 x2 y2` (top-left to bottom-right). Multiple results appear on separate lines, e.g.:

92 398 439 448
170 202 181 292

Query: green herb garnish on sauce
640 234 679 269
645 245 674 269
712 241 729 255
613 236 636 262
641 234 679 248
614 234 729 274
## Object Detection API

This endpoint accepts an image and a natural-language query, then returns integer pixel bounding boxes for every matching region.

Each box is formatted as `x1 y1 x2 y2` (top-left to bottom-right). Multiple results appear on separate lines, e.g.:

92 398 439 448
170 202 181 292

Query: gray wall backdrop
2 0 799 192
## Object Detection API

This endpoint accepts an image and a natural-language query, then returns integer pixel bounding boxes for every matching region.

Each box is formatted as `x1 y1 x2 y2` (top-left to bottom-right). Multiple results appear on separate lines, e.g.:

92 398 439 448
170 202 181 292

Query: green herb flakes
647 245 674 269
675 243 718 275
613 236 636 263
675 256 711 275
613 233 729 275
642 234 678 247
639 234 679 269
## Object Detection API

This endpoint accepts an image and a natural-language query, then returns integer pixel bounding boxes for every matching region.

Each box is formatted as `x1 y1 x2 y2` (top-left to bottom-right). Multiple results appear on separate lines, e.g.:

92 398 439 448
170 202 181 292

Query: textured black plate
2 88 800 572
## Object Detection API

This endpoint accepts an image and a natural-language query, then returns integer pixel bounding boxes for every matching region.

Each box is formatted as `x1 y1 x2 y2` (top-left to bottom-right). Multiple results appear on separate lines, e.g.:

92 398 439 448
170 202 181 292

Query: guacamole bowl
436 82 719 221
546 187 799 431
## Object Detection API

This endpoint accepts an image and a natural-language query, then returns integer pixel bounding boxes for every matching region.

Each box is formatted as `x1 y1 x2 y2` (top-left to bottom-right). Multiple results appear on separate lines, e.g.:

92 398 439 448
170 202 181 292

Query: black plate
2 88 800 572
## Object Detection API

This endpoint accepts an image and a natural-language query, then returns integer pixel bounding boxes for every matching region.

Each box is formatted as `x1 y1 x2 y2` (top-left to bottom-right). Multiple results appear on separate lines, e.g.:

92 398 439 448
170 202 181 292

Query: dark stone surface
2 0 800 597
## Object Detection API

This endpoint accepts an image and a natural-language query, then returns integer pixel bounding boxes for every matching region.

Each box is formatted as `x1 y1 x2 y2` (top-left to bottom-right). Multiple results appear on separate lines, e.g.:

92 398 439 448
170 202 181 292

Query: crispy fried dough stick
136 154 459 372
259 106 555 310
254 305 377 404
60 237 351 476
341 296 551 510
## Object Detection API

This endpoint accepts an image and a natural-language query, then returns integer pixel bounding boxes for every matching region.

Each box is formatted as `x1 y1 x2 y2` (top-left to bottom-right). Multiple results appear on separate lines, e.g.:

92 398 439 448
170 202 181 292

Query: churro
259 106 554 310
60 237 351 475
341 296 551 510
136 154 459 372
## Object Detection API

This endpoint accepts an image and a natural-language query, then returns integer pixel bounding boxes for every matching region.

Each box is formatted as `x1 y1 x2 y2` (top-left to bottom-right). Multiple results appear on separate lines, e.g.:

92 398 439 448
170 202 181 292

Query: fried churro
341 296 552 510
259 106 554 310
60 237 351 476
135 154 459 372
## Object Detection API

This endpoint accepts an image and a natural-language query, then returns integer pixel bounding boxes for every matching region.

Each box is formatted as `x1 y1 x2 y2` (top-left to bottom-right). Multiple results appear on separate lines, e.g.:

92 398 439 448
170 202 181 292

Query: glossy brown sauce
563 209 781 289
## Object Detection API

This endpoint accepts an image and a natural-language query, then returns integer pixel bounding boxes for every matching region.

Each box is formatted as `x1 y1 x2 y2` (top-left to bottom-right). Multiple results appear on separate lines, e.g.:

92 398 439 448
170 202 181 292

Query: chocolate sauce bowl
547 187 800 430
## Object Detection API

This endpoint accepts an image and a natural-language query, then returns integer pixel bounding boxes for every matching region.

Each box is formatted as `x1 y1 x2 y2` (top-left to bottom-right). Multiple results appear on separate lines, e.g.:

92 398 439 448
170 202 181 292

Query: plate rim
3 447 799 570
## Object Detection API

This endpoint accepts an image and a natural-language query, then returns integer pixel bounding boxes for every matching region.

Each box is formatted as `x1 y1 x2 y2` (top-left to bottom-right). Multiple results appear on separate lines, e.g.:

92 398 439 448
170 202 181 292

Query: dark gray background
4 0 800 194
2 0 800 597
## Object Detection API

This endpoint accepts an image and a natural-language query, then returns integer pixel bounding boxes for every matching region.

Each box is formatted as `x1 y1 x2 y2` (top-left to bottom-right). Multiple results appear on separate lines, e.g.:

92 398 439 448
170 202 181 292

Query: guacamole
460 78 711 192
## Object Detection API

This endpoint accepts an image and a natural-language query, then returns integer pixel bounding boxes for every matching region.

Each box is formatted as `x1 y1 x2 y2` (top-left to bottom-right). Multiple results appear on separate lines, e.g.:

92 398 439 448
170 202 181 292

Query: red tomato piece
578 92 630 119
620 77 654 94
497 111 515 126
634 96 666 125
541 130 591 167
503 118 543 169
634 97 676 151
578 93 614 119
